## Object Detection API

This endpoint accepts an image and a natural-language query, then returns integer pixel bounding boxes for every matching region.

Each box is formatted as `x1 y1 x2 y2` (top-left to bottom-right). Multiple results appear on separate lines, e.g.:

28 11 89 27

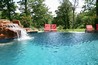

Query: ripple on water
0 33 98 65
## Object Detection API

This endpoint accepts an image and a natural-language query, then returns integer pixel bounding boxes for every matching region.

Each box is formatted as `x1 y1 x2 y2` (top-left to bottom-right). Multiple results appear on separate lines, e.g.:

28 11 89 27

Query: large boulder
0 27 18 39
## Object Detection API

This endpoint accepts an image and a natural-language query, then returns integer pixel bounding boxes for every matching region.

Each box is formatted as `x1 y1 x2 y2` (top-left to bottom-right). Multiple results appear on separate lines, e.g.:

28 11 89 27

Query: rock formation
0 19 21 39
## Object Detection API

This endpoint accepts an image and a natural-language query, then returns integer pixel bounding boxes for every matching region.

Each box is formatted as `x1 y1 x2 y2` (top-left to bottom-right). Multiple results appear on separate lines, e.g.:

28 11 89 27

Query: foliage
71 0 79 29
81 0 97 29
17 0 31 16
20 14 32 27
53 0 72 29
75 7 96 28
30 0 53 28
83 0 96 11
17 0 53 28
0 0 97 30
17 0 33 27
0 0 16 20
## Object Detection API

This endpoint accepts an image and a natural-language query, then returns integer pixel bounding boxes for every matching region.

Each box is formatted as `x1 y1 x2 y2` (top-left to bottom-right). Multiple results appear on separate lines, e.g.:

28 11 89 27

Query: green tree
18 0 31 16
75 8 96 28
17 0 33 27
54 0 72 29
71 0 79 29
0 0 16 20
96 0 98 16
83 0 95 11
17 0 53 28
95 0 98 29
30 0 53 28
83 0 97 29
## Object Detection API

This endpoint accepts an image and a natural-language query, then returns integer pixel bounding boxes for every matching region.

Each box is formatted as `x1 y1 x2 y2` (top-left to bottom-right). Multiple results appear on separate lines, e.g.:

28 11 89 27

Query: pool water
0 32 98 65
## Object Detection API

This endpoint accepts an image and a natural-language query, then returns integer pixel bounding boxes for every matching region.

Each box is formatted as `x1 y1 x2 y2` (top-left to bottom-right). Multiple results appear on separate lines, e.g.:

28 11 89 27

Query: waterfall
6 24 32 40
18 29 31 40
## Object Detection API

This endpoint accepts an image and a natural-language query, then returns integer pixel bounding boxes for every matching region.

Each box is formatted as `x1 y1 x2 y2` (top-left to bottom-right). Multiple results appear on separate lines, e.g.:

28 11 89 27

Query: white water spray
18 29 32 41
6 24 32 40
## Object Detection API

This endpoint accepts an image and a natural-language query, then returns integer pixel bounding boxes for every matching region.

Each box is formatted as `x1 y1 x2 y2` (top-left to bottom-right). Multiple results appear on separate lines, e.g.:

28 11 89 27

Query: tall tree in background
18 0 53 28
54 0 72 29
18 0 31 16
30 0 53 28
74 0 96 29
71 0 79 29
18 0 33 27
25 0 27 16
0 0 16 20
95 0 98 29
0 0 5 18
96 0 98 16
75 8 96 28
83 0 97 29
83 0 95 11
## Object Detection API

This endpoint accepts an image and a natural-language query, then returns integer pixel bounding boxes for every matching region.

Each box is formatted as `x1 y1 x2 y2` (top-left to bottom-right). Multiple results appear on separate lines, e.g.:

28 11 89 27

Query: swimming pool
0 32 98 65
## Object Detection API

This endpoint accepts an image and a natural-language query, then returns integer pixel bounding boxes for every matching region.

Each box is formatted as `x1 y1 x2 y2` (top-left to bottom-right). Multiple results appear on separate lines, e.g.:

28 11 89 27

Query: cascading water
18 29 31 40
5 24 32 40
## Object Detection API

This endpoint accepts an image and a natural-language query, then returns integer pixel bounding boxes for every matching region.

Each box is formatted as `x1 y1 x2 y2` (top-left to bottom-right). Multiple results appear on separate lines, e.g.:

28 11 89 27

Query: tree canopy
0 0 16 20
0 0 97 30
53 0 72 29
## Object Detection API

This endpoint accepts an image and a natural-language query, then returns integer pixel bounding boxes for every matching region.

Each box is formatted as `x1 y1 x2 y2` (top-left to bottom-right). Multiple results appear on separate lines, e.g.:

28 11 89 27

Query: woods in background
0 0 97 30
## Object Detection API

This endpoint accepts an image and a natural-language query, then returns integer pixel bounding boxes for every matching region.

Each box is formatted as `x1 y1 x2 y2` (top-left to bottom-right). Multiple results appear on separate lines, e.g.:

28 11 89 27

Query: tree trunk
94 0 98 30
25 0 28 16
7 0 11 21
96 0 98 16
66 10 70 29
72 7 75 29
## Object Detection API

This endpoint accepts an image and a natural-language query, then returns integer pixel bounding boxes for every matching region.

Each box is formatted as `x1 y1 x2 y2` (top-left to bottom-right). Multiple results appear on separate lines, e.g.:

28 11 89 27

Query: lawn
58 29 85 32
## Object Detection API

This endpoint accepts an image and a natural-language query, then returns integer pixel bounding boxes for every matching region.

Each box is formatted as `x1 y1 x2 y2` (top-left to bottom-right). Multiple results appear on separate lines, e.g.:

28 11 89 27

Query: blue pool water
0 32 98 65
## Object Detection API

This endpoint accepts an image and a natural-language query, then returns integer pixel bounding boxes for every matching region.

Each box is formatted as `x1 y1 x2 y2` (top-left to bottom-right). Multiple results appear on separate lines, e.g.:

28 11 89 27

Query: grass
37 27 86 33
58 29 85 32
